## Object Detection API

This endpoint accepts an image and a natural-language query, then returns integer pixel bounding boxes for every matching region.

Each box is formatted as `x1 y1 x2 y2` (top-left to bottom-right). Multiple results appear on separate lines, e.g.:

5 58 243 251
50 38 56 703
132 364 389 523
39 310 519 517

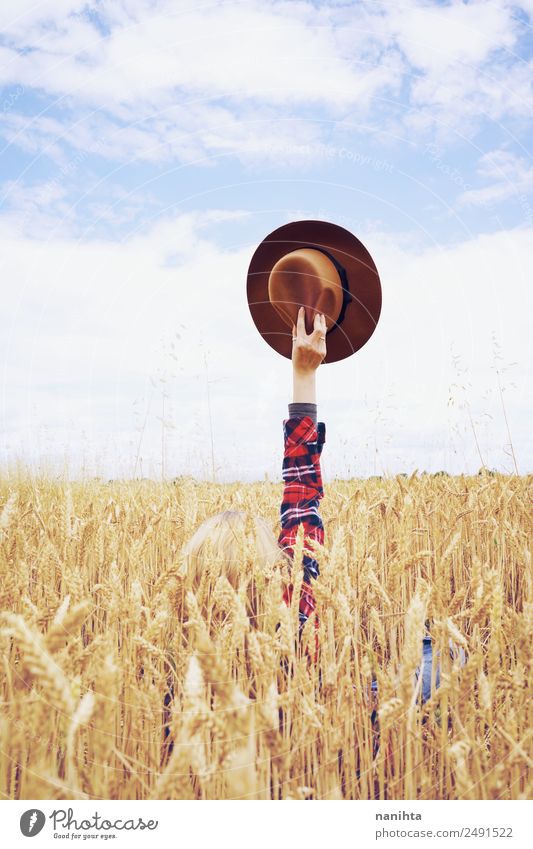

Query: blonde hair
179 510 289 623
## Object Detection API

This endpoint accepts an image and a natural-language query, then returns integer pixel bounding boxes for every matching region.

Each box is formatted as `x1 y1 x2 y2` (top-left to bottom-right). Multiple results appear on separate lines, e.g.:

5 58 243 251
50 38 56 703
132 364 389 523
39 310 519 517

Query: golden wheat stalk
1 612 75 715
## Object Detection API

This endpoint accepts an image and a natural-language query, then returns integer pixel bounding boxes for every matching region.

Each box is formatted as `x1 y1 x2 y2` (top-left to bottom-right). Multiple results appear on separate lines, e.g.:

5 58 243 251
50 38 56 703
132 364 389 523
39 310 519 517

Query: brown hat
246 219 382 364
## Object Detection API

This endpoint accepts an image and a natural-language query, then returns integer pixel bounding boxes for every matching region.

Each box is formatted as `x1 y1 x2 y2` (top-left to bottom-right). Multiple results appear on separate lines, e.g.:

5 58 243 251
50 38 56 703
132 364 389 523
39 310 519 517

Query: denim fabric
416 637 467 703
418 637 440 703
370 637 467 703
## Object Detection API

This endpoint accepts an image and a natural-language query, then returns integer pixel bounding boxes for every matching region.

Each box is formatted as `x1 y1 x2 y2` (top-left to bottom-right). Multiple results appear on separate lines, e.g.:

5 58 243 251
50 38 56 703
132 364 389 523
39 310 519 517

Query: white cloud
407 56 533 135
382 0 533 134
459 149 533 205
0 1 532 477
0 0 531 166
0 102 335 169
0 1 88 39
0 1 399 110
1 208 531 478
512 0 533 18
383 0 517 73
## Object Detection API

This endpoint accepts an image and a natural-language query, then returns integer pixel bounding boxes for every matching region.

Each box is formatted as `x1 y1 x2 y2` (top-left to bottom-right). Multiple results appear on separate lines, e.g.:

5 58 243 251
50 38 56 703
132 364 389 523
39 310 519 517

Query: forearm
292 368 316 403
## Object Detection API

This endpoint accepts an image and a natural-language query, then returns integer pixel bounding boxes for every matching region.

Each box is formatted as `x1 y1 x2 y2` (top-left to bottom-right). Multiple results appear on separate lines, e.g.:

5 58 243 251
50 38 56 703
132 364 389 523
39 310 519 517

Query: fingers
296 305 306 336
295 308 327 344
312 312 327 331
311 312 326 341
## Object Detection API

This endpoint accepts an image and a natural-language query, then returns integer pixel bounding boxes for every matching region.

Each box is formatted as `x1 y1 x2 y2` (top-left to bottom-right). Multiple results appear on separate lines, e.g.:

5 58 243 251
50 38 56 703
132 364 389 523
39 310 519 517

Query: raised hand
291 307 327 374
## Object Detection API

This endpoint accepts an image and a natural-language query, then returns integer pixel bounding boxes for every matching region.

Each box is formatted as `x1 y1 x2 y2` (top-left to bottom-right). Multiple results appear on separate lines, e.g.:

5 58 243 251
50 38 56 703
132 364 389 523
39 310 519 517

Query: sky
0 0 532 482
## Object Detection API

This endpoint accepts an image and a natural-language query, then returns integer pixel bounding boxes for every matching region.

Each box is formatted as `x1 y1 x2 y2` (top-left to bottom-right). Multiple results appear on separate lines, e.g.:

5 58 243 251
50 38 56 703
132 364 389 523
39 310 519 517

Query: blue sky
0 0 532 481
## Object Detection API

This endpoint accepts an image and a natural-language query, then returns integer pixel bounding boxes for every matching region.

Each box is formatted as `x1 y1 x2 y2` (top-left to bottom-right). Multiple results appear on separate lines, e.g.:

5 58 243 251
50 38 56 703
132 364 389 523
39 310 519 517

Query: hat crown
267 248 343 335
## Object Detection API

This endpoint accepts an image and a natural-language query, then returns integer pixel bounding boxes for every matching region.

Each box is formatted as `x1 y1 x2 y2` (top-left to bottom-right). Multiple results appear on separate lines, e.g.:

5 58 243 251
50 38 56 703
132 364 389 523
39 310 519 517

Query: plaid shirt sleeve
277 415 326 631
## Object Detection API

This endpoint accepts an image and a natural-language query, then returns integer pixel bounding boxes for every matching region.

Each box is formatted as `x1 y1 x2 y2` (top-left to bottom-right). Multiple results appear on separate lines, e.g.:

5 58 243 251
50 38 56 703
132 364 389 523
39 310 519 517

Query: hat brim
246 220 382 364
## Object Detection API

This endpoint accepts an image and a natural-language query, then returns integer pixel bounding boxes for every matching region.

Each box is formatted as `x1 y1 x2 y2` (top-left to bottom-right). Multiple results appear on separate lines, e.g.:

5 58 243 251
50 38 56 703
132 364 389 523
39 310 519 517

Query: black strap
298 244 353 331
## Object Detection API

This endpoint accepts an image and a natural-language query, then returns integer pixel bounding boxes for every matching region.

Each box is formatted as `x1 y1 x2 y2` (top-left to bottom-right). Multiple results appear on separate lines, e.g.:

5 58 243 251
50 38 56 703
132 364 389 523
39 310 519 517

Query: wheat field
0 470 531 800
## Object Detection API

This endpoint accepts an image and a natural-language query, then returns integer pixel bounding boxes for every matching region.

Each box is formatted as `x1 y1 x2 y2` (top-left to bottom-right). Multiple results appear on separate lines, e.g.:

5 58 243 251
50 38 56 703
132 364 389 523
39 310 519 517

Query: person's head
179 510 289 625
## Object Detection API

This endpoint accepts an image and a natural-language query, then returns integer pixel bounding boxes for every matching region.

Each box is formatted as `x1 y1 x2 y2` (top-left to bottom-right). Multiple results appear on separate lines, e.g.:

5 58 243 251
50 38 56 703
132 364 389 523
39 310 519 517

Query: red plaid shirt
277 415 326 634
